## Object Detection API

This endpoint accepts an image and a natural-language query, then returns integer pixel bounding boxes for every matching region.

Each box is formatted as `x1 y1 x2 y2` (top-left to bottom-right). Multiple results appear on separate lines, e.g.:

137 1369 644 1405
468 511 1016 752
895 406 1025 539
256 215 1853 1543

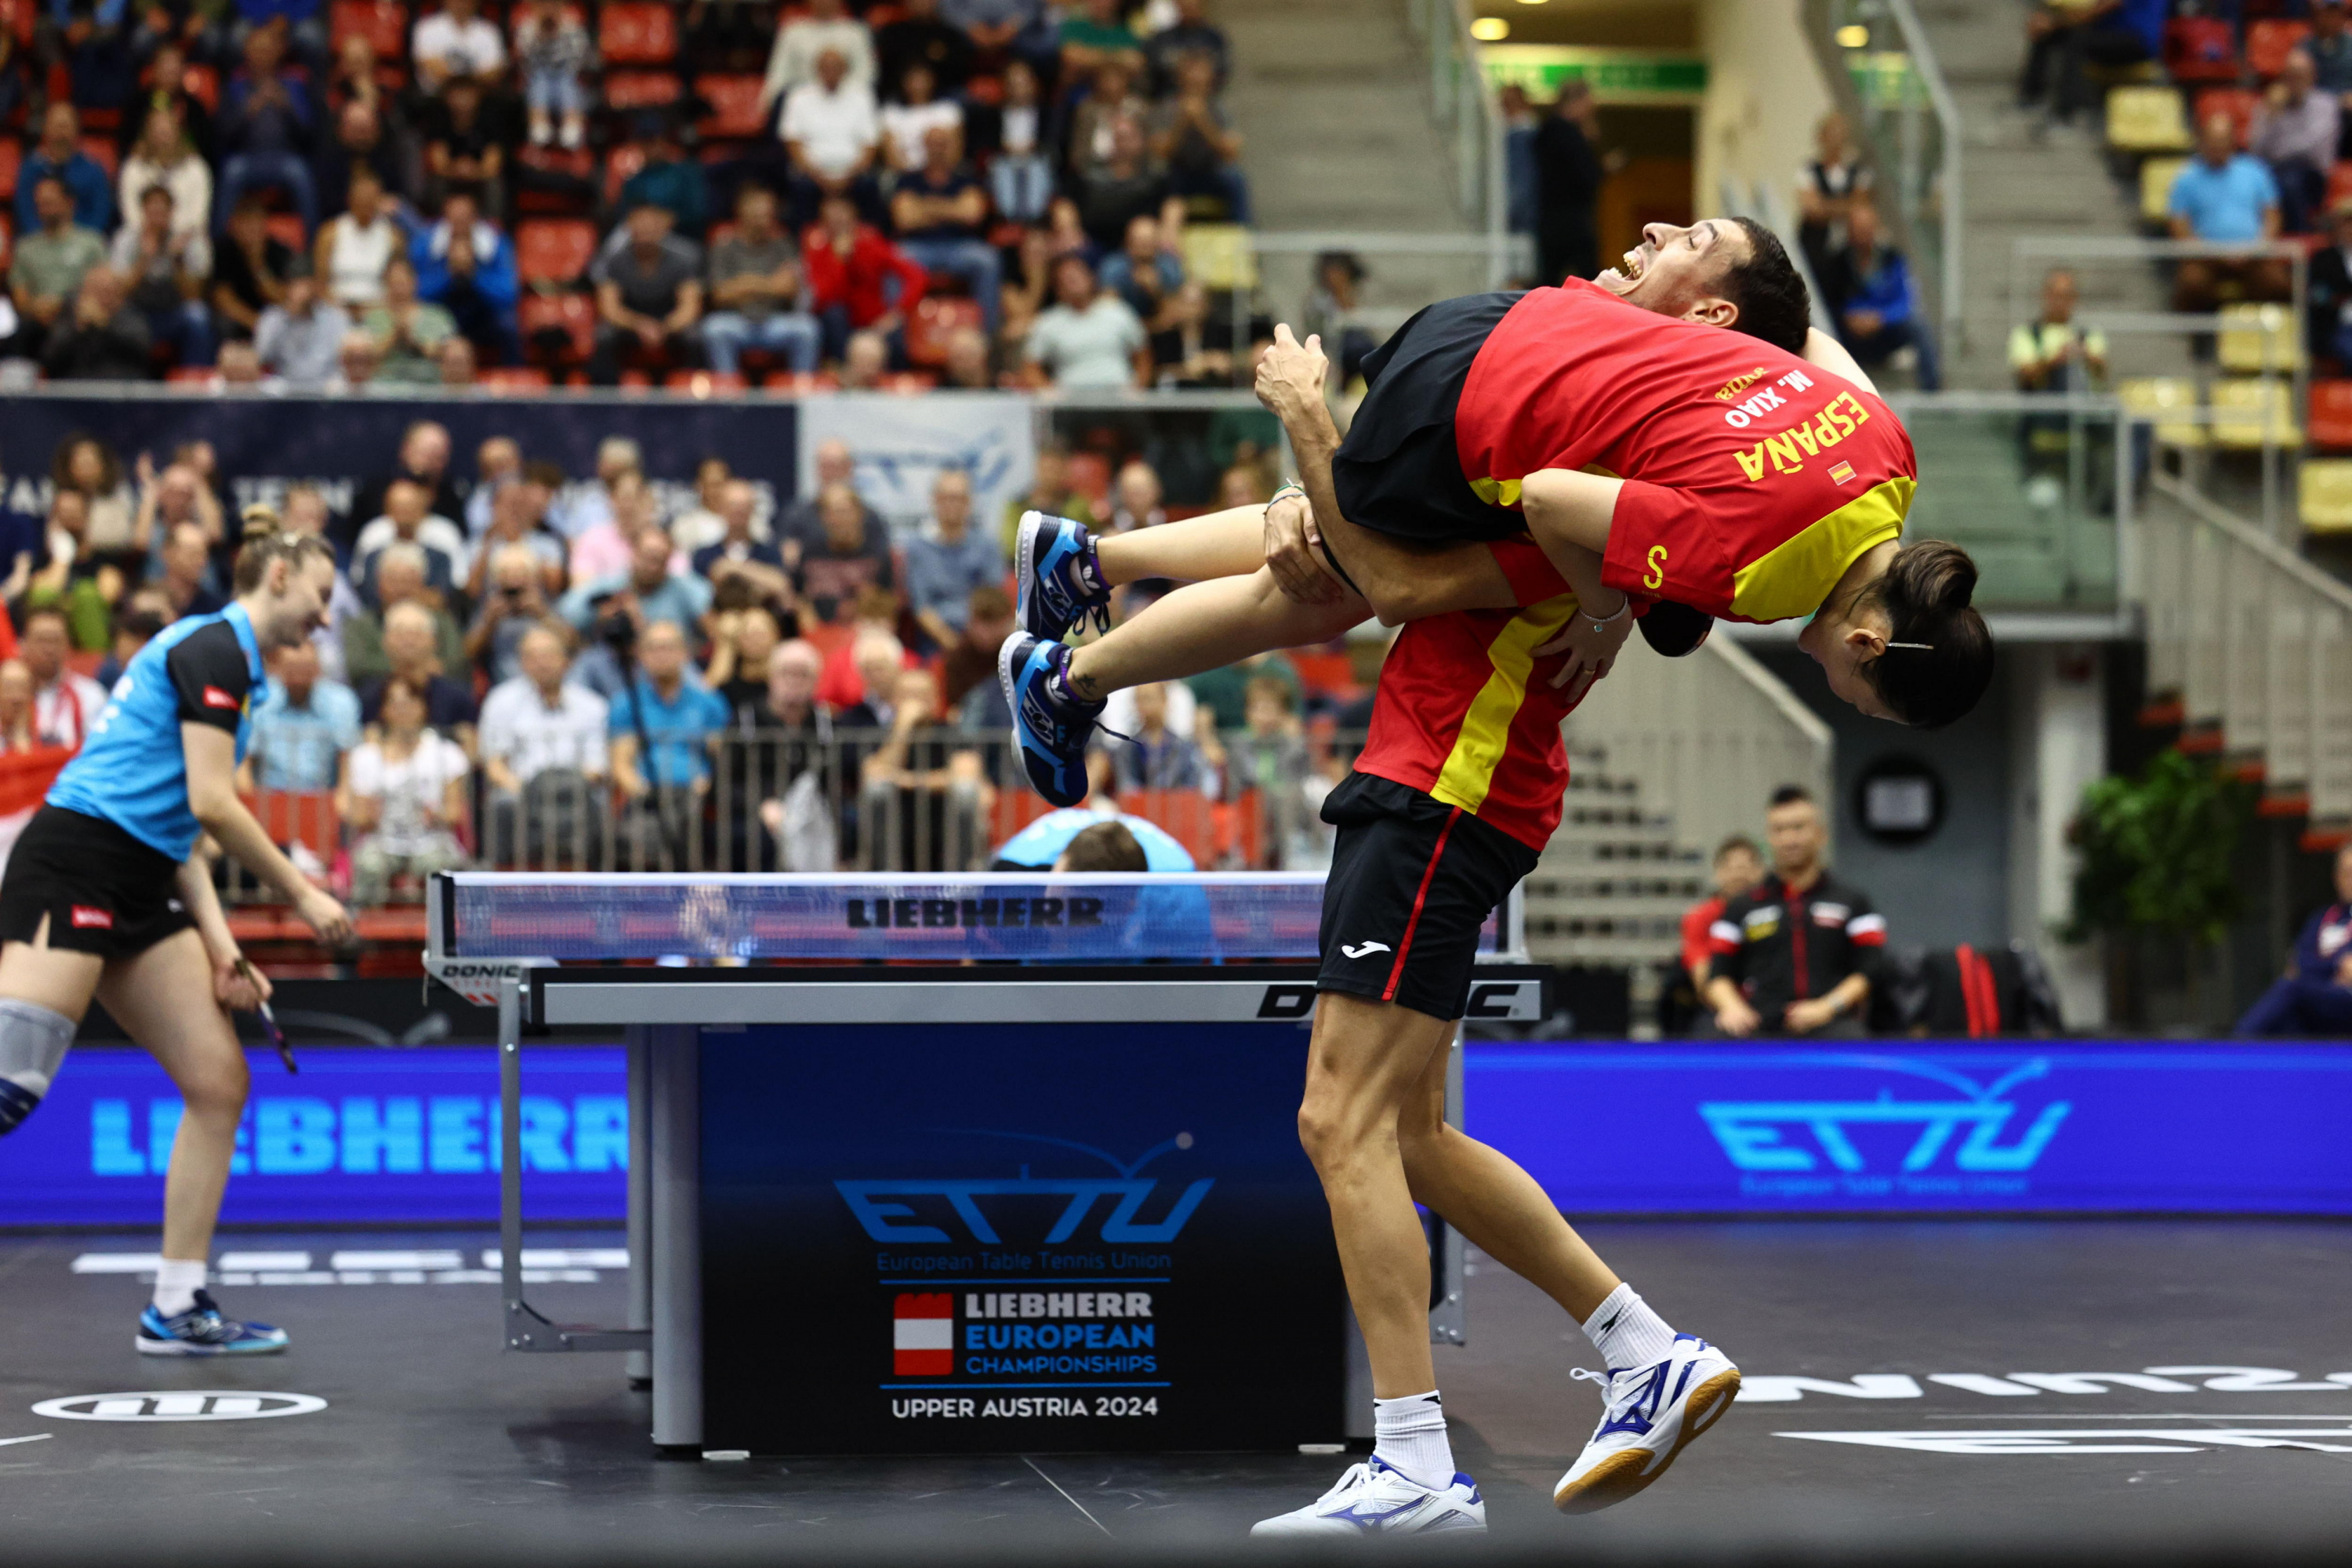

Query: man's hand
1254 323 1329 430
1261 491 1342 606
1715 996 1762 1037
1845 308 1882 336
1784 996 1842 1034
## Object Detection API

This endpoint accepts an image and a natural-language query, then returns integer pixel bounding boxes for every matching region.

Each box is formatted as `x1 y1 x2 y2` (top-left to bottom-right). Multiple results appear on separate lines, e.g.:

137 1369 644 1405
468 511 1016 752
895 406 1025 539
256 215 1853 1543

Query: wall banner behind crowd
8 1040 2350 1229
0 393 805 539
797 392 1034 535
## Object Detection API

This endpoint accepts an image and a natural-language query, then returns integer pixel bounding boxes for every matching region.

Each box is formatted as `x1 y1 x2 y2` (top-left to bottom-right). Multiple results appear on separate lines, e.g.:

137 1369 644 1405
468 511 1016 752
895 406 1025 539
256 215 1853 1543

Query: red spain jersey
1353 540 1589 851
1452 280 1918 624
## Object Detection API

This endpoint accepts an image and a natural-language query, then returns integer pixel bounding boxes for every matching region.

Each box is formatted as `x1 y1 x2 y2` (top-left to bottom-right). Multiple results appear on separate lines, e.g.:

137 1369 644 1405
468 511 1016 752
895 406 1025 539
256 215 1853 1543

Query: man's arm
1802 325 1879 397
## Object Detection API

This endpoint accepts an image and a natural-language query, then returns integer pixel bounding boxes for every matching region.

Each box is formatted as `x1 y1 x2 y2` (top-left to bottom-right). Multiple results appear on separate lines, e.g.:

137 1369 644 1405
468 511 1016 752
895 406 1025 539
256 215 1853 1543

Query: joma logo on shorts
70 906 114 930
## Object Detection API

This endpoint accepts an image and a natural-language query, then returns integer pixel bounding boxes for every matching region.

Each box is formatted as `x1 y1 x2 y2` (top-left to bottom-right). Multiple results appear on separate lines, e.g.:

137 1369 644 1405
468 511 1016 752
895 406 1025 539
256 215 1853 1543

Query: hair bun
1892 538 1976 613
240 503 281 539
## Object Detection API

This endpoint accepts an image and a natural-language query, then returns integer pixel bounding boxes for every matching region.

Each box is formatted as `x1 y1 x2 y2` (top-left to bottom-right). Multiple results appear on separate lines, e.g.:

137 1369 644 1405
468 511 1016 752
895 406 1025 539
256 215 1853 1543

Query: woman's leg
1091 505 1271 586
0 926 105 1132
96 928 246 1266
1065 567 1367 701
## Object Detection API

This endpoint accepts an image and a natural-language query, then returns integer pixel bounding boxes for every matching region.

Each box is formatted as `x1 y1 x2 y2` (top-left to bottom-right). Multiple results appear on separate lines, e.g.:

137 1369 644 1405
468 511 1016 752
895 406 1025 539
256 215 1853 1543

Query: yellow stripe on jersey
1728 475 1915 623
1430 592 1581 815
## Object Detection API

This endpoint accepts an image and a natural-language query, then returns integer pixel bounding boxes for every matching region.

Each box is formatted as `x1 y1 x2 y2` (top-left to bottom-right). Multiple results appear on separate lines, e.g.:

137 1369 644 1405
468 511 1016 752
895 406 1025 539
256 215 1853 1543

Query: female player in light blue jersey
0 515 352 1355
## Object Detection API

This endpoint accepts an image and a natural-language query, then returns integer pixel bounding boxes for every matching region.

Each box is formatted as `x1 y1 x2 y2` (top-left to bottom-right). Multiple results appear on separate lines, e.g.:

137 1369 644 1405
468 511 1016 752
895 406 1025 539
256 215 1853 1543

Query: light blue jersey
49 604 263 860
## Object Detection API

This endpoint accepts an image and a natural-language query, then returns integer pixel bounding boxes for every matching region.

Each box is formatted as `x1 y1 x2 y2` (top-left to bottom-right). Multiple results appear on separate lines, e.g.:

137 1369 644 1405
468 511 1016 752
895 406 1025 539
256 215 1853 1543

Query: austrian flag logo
201 685 240 711
892 1293 953 1375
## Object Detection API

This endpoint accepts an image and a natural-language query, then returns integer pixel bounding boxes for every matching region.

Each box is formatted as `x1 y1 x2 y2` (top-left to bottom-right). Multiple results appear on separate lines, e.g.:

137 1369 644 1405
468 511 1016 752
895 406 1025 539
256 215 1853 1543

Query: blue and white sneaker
1250 1456 1486 1537
1554 1333 1739 1513
1014 510 1110 641
1001 631 1101 808
136 1290 289 1356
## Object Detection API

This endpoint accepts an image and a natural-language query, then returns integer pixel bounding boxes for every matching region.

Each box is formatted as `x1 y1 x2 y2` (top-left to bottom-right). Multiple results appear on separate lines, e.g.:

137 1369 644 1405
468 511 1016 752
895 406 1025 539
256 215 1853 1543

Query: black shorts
1316 773 1539 1022
1330 290 1523 550
0 805 194 960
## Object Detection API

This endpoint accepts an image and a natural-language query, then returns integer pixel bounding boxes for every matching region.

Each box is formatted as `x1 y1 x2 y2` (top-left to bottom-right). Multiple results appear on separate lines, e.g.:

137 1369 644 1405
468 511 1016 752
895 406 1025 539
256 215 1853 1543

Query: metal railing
2141 474 2352 826
1819 0 1964 355
1403 0 1511 254
220 726 1370 907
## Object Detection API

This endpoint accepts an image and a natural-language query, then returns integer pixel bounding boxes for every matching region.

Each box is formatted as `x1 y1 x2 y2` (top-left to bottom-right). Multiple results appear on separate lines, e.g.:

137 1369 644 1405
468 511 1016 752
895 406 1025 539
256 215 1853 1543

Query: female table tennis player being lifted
1000 217 1993 808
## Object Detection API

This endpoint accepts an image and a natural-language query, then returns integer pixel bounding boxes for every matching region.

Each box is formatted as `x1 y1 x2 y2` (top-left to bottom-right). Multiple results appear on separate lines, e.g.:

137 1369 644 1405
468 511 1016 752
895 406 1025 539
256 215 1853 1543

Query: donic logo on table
837 1131 1214 1245
1700 1058 2072 1174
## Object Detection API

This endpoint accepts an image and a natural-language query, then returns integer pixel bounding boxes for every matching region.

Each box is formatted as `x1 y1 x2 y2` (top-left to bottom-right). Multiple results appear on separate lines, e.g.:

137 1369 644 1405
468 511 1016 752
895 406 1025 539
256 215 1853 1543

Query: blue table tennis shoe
136 1290 289 1356
1001 632 1100 808
1014 510 1111 641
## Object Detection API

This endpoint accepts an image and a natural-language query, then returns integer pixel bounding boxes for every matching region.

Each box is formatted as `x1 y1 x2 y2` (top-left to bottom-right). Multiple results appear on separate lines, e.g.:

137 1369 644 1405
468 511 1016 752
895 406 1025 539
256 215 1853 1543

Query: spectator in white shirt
413 0 509 93
354 477 472 604
880 61 963 173
340 674 473 903
17 606 108 751
479 622 611 866
781 48 881 223
760 0 876 122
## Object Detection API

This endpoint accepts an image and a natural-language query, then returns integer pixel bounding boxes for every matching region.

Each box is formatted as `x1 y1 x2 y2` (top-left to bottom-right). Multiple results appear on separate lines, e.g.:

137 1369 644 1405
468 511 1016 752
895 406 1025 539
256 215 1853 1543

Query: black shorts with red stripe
1316 772 1540 1022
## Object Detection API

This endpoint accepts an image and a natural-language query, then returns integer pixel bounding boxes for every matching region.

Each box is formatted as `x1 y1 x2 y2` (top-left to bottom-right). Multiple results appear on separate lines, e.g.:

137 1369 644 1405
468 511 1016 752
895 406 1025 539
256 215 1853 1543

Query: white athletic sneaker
1250 1456 1486 1537
1554 1333 1740 1514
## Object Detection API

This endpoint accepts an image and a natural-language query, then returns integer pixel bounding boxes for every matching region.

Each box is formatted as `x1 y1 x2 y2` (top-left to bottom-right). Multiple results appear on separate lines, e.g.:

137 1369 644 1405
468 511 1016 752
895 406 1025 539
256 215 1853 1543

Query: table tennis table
425 871 1548 1457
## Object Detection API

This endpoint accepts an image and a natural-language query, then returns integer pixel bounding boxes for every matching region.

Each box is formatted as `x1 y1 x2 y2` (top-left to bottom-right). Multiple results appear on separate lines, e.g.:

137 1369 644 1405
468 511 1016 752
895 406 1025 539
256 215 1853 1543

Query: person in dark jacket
1533 80 1605 286
2309 204 2352 364
1706 786 1886 1036
41 265 153 380
2236 842 2352 1036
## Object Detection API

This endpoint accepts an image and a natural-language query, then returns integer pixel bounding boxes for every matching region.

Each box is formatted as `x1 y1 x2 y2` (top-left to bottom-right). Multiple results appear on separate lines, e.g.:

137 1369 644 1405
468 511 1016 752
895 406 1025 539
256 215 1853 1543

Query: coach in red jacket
800 193 929 367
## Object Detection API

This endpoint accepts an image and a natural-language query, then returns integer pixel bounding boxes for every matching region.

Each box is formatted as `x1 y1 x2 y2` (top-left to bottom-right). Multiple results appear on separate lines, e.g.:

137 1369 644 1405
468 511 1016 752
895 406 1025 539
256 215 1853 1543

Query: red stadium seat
76 136 117 180
599 2 677 66
0 0 34 46
906 295 982 367
0 138 18 201
695 73 767 138
331 0 409 60
602 141 646 207
2247 18 2311 78
2192 86 2262 147
265 212 307 250
180 63 220 111
603 71 683 110
520 289 595 364
989 788 1054 848
2330 162 2352 215
515 218 597 286
2310 380 2352 447
2165 16 2240 83
246 790 339 872
166 365 212 384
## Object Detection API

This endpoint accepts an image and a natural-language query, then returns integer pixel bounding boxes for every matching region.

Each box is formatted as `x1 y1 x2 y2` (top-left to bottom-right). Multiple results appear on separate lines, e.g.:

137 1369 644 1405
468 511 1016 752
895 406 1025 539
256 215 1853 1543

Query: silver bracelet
1584 593 1631 633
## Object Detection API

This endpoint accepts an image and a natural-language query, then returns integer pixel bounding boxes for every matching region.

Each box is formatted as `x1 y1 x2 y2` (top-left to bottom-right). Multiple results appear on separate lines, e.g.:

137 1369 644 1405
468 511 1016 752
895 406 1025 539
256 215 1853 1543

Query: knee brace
0 999 76 1136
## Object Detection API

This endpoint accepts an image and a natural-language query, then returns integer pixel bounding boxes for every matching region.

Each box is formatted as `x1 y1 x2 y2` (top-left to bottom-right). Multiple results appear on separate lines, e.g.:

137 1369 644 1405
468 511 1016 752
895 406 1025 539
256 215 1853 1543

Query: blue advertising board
695 1022 1345 1454
1469 1043 2352 1214
5 1040 2350 1229
2 1046 627 1225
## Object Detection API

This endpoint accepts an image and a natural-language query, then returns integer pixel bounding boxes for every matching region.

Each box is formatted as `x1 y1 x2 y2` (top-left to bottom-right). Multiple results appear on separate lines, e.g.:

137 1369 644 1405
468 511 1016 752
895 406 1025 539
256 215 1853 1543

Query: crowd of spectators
0 412 1344 901
0 0 1261 393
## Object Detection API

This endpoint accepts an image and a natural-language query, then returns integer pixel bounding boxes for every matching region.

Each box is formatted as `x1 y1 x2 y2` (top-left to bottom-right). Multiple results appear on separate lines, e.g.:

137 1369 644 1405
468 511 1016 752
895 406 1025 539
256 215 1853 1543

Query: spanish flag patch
1829 459 1857 485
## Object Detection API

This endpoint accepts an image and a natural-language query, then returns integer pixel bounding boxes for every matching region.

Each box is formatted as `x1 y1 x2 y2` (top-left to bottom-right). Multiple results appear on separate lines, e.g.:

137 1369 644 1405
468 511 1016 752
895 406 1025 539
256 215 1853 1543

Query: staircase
1824 0 2191 389
1220 0 1494 329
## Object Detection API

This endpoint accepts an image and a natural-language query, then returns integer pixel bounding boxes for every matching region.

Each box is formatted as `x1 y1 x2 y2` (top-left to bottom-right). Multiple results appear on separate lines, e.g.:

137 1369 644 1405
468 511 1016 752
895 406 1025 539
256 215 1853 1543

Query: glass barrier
1886 392 2127 612
1824 0 1961 353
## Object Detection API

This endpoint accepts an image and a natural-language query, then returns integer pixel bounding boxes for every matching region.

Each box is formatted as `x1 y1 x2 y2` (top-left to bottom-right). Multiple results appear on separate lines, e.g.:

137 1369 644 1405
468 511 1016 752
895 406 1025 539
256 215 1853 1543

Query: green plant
2065 750 2256 947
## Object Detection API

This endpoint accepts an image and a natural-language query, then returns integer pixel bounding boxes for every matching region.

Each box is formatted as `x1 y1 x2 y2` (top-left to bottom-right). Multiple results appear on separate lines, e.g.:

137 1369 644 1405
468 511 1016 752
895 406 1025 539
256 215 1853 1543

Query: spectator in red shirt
1679 834 1762 1020
800 192 927 365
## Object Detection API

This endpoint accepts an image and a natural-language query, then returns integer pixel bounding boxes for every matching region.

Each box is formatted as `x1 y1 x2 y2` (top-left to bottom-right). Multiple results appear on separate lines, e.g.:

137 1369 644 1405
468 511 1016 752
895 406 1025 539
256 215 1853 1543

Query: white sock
1581 1283 1677 1371
152 1258 206 1319
1371 1391 1455 1490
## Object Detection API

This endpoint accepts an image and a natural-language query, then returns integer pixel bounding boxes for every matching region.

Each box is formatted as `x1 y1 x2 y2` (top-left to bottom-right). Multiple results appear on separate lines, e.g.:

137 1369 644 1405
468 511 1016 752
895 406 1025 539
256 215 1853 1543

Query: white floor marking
1023 1455 1112 1537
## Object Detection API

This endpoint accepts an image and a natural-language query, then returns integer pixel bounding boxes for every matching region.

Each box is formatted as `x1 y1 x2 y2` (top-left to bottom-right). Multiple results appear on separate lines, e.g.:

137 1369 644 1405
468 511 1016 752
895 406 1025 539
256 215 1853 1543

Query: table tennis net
436 873 1503 964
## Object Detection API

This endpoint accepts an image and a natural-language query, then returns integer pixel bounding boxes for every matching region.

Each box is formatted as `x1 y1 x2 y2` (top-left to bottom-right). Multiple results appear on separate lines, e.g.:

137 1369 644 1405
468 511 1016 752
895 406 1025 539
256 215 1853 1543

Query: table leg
650 1023 702 1451
626 1025 652 1390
